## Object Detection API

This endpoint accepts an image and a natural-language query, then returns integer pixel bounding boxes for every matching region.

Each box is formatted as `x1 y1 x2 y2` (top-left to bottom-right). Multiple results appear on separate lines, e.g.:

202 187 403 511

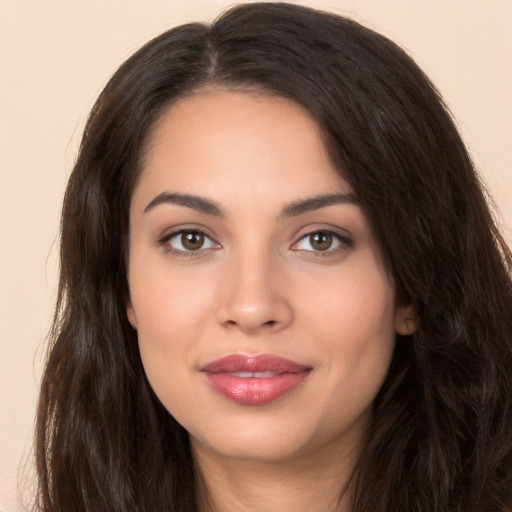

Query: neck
193 441 357 512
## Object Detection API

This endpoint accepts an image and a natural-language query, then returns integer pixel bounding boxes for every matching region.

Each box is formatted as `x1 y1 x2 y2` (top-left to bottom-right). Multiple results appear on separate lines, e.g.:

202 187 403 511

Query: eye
293 230 351 253
162 229 218 253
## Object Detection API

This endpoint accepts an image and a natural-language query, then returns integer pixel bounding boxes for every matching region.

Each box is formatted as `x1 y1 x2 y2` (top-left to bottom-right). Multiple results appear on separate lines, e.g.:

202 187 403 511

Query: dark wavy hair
35 2 512 511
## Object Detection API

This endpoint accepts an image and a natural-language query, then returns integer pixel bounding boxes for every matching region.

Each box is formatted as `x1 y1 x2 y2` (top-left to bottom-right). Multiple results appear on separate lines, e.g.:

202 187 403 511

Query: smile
201 354 312 405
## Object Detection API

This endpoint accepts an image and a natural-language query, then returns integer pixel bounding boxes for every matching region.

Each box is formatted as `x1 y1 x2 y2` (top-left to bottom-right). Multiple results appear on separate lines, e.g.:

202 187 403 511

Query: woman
35 2 512 511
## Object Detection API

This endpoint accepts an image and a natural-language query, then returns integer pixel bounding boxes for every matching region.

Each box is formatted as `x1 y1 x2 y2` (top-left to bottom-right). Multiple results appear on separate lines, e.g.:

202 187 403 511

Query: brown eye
164 229 218 253
181 231 205 250
293 230 350 254
309 232 333 251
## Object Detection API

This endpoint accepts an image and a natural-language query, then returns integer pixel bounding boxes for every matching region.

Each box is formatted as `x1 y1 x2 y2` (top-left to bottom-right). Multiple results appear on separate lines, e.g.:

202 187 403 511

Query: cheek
307 258 396 386
131 260 214 336
308 255 395 335
296 267 396 441
128 261 215 392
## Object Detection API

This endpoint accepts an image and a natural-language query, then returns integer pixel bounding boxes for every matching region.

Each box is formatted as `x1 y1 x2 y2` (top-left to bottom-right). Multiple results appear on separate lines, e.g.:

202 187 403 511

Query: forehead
133 90 351 213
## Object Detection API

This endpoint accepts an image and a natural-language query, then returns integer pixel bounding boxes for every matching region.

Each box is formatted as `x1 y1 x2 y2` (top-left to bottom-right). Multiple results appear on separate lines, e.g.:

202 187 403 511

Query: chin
192 429 312 463
185 403 370 466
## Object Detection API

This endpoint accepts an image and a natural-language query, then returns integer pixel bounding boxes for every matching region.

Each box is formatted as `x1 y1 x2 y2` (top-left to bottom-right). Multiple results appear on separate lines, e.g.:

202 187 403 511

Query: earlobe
126 300 138 330
395 304 418 335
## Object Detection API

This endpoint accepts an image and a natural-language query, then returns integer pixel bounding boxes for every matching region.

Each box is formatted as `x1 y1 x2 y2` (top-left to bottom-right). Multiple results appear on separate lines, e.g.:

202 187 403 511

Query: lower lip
203 371 311 405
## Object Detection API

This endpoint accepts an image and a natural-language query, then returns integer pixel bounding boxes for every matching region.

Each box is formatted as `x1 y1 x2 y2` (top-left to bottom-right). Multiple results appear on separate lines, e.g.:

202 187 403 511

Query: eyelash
158 228 352 258
158 229 220 258
291 230 353 256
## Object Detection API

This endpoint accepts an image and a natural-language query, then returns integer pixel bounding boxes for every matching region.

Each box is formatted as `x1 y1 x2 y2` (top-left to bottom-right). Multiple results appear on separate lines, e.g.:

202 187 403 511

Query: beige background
1 1 511 510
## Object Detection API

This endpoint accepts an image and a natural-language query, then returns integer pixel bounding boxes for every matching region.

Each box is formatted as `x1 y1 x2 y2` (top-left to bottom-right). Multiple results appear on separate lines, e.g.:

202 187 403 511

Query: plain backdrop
1 1 511 510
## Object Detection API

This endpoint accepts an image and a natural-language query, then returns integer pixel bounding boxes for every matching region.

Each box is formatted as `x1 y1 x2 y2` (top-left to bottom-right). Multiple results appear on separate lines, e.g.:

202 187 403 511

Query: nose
216 252 293 334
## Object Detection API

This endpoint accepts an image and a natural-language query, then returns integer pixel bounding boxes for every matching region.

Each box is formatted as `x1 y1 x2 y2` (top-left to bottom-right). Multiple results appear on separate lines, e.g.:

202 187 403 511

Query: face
126 91 415 466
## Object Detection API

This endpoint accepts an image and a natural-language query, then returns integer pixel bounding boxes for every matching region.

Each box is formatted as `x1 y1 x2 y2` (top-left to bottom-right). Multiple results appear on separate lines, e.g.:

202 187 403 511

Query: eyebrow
279 193 359 218
143 191 359 218
144 192 225 216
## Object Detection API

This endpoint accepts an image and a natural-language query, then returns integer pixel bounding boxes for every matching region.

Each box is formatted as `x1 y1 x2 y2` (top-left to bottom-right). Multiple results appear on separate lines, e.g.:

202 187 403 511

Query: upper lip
202 354 311 374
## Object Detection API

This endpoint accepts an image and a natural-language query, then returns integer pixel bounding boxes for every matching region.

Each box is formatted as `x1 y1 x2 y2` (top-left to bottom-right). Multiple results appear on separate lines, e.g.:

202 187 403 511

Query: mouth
201 354 313 405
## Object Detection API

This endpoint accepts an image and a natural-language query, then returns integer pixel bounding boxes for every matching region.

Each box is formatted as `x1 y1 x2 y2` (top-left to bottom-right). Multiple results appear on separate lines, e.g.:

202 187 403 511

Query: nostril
217 296 294 333
221 318 280 332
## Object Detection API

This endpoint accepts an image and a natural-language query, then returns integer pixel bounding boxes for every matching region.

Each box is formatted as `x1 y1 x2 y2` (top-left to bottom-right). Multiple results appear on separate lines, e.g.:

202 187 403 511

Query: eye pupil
310 232 332 251
181 231 204 250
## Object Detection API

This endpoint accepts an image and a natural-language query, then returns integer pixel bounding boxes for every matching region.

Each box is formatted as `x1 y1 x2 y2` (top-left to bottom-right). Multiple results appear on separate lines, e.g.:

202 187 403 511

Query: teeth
230 371 279 378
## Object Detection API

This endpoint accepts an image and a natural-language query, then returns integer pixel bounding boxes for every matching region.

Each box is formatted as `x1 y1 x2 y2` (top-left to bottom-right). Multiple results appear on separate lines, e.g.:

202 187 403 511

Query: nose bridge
217 242 292 333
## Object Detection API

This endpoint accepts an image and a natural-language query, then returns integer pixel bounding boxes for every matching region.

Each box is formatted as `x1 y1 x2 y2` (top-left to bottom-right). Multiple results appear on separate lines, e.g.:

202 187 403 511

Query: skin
126 90 416 511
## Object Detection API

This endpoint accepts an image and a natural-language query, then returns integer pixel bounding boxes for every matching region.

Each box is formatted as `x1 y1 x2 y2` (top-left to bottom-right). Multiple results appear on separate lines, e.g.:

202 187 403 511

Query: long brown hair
35 3 512 510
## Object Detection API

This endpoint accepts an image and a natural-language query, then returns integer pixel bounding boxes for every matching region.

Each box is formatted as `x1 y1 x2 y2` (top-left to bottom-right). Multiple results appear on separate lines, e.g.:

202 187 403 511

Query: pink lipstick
202 354 312 405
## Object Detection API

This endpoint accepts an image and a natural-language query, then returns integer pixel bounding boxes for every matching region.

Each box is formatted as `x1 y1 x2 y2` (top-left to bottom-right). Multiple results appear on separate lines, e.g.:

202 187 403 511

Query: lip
201 354 312 405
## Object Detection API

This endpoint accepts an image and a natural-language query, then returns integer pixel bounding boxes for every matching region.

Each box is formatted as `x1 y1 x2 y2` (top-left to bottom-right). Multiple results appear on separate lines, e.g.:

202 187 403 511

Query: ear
395 304 418 335
126 299 138 330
